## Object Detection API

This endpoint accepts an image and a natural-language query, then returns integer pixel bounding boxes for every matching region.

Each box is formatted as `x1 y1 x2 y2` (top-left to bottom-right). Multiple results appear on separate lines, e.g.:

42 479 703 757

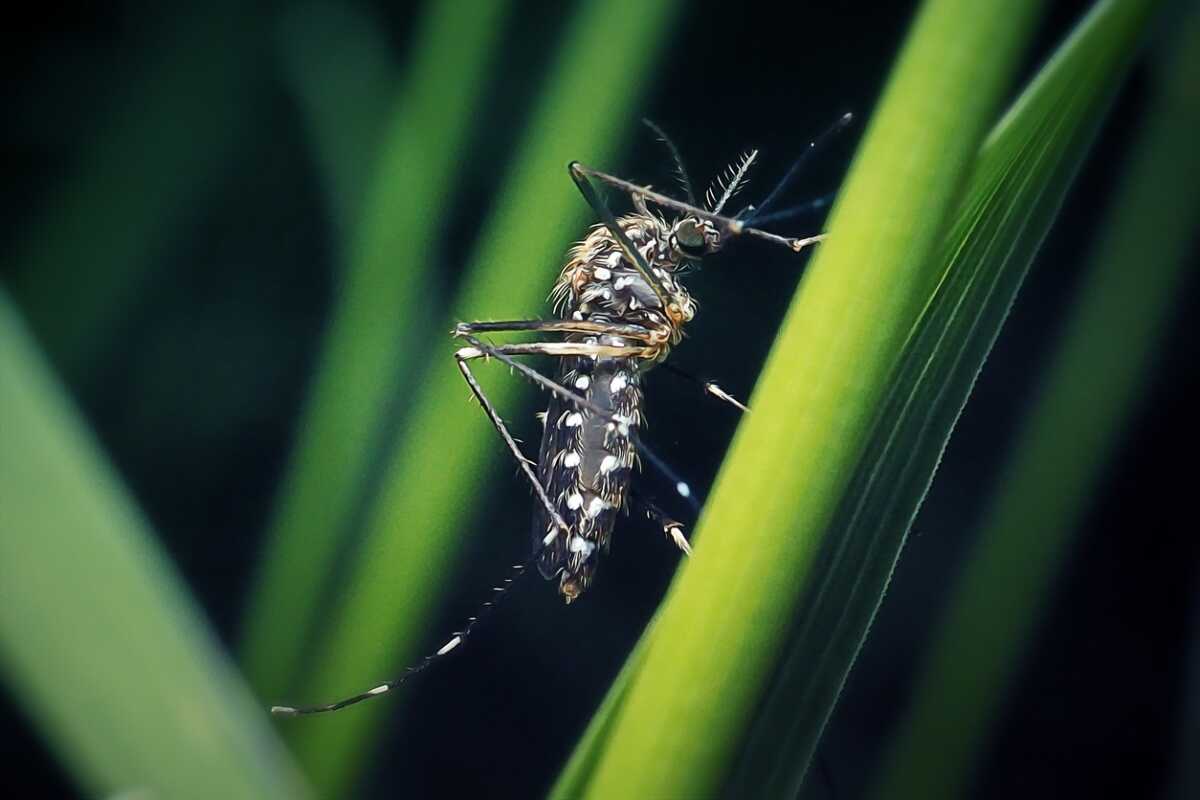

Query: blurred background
2 0 1196 797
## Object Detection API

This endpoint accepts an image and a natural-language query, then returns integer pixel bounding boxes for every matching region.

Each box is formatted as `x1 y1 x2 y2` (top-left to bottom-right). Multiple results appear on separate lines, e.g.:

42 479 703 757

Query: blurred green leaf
241 0 510 700
0 290 307 800
9 7 260 385
283 0 682 793
557 0 1056 795
275 1 397 249
872 4 1197 797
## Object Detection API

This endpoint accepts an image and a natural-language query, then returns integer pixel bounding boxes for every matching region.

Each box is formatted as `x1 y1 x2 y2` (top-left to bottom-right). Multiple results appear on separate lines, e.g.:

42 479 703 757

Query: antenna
746 111 853 225
642 118 697 205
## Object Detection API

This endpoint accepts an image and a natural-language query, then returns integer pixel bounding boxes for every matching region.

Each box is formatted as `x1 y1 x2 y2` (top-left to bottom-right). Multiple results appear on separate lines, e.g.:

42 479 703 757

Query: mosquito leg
454 351 571 553
271 347 561 717
455 319 655 342
453 335 637 427
458 341 654 360
657 362 750 414
570 162 825 254
270 550 534 716
568 163 673 309
271 348 565 716
631 491 692 557
455 334 700 513
458 321 747 417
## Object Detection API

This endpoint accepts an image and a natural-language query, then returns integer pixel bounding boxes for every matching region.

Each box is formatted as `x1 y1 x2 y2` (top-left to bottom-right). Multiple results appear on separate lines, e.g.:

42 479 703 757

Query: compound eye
674 219 705 251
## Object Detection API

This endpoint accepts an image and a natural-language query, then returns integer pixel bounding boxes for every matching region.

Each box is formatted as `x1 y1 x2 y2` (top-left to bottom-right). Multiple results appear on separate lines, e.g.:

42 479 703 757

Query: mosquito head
669 216 722 260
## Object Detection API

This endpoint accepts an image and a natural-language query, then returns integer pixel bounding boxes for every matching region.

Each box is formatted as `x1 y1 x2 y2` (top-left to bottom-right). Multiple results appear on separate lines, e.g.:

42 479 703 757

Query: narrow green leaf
551 618 654 799
872 4 1198 796
730 1 1159 795
0 290 307 800
283 0 682 794
569 1 1045 797
241 0 510 700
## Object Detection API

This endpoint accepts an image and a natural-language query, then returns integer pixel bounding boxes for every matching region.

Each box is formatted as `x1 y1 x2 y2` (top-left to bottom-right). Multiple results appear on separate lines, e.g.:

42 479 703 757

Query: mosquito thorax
553 213 697 349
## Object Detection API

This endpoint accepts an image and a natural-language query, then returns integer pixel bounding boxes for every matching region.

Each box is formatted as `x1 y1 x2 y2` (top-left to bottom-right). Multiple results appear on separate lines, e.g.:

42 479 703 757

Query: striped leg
454 334 700 513
631 491 693 556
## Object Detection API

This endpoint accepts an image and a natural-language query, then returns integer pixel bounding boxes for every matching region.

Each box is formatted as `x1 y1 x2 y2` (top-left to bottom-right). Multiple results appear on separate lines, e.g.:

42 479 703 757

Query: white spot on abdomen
599 454 618 473
569 536 597 557
567 492 584 510
562 451 581 468
565 412 583 427
593 266 611 281
575 375 590 390
610 373 629 393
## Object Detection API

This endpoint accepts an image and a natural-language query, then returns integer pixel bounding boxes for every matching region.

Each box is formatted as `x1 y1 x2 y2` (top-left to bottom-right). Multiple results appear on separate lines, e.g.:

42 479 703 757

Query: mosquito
271 112 853 717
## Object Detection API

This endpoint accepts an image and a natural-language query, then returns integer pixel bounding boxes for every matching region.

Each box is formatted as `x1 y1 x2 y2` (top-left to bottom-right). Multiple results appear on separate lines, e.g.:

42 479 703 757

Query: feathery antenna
642 118 696 206
707 150 759 213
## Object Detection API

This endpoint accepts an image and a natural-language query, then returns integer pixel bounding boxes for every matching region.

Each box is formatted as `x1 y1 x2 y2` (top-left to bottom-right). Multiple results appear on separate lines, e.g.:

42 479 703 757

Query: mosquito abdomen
533 349 641 602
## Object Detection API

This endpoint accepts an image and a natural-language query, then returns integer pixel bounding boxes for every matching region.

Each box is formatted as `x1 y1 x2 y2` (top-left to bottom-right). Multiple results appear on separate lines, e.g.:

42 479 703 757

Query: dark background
3 1 1197 797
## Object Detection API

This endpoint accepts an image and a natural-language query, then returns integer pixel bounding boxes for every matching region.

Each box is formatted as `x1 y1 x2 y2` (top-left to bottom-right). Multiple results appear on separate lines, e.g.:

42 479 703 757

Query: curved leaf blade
0 291 307 800
566 0 1045 796
872 3 1197 796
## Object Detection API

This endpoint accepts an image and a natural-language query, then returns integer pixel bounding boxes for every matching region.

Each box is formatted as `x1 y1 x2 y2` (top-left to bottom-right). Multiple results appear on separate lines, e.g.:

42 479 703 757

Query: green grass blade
240 0 510 699
564 1 1045 796
0 290 307 800
284 0 682 793
871 5 1199 797
728 1 1159 795
551 617 655 799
